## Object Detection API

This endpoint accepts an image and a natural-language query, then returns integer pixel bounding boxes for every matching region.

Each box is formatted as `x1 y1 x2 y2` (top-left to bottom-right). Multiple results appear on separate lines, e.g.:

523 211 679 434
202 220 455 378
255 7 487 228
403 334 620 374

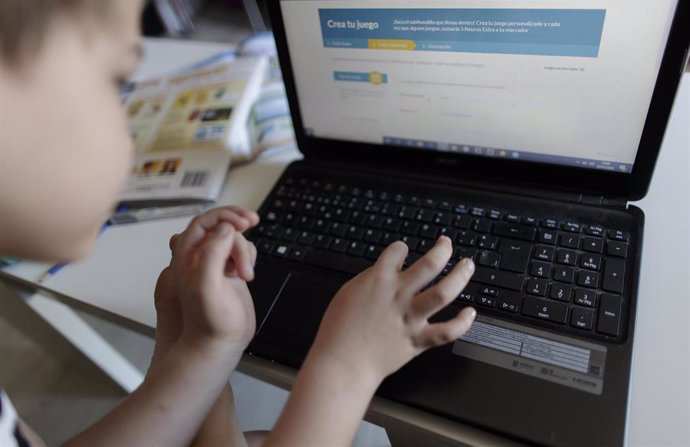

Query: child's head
0 0 143 262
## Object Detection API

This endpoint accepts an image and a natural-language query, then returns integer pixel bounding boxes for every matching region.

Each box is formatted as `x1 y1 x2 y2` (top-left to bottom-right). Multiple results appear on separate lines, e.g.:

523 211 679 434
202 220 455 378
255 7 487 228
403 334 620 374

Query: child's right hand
309 236 476 383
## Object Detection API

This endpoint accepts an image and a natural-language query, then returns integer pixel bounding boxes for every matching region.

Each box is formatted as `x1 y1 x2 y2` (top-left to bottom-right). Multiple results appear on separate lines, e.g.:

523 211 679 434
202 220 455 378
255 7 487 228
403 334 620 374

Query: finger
176 208 252 261
249 241 257 267
411 258 475 318
169 233 181 255
416 306 477 349
401 236 453 292
197 222 236 286
228 233 255 281
375 240 408 272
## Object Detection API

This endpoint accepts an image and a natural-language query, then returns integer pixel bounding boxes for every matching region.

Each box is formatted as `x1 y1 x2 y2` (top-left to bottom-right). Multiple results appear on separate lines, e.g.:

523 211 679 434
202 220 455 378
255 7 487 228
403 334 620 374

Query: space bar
305 250 373 275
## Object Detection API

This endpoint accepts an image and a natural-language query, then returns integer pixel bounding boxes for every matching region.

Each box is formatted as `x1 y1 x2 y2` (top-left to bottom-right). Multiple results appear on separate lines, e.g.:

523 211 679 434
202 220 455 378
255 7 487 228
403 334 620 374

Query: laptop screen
279 0 679 173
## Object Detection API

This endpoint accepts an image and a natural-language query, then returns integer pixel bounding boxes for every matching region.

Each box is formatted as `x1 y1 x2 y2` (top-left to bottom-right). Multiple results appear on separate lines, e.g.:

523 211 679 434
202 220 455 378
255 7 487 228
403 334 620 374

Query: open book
119 50 269 206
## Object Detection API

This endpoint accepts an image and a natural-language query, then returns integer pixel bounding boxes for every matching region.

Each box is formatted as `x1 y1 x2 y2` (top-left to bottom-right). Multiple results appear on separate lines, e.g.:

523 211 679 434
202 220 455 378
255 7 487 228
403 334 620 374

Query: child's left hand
151 206 260 369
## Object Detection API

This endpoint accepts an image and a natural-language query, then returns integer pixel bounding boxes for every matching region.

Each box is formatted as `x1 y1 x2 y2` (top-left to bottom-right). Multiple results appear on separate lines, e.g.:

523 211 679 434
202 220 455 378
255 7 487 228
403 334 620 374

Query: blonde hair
0 0 105 64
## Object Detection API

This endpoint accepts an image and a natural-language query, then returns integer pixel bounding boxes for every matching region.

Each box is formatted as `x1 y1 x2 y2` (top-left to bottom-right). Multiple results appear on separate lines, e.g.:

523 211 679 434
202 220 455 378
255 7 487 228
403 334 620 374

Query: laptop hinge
572 193 627 209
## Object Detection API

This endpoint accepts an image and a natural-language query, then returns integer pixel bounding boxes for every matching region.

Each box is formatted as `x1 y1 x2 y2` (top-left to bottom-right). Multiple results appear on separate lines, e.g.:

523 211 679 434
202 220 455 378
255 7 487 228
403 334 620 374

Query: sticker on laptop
452 315 607 395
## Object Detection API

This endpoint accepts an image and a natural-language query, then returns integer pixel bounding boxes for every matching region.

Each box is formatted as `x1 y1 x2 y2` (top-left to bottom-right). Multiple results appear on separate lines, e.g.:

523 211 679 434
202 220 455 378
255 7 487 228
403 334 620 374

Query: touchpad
258 271 345 355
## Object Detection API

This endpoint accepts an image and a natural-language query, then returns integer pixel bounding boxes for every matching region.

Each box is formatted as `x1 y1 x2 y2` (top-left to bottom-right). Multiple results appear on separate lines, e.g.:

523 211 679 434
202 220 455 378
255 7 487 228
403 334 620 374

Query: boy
0 1 477 446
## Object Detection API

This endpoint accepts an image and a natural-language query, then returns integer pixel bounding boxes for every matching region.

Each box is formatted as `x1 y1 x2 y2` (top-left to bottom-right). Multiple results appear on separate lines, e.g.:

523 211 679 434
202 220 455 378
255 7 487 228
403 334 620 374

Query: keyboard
248 174 631 342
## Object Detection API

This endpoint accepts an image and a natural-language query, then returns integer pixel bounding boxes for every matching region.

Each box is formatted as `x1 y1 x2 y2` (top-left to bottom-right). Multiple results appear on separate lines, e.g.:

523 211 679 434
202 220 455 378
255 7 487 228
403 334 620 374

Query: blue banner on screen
319 9 606 57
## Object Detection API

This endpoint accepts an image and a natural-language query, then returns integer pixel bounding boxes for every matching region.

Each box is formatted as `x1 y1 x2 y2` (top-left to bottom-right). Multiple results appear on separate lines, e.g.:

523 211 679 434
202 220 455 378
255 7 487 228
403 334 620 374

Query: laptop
245 1 690 445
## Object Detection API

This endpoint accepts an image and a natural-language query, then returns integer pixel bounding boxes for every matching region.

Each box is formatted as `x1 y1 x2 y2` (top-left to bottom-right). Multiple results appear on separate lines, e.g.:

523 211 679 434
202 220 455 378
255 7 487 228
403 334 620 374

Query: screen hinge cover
581 194 628 209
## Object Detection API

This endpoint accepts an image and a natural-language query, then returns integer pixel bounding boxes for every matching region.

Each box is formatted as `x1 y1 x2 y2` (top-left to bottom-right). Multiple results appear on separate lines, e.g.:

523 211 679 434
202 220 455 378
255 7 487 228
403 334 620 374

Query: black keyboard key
381 232 399 246
419 223 439 239
608 229 630 242
350 211 368 226
331 238 349 253
504 214 520 223
401 221 421 235
526 278 548 296
476 296 497 308
585 225 605 237
364 229 382 244
571 307 594 330
473 218 492 233
282 227 300 242
550 284 572 302
522 298 568 324
457 231 477 246
542 218 559 229
559 234 580 249
497 293 522 313
397 206 416 220
603 258 626 293
577 271 600 289
437 227 457 241
562 222 581 233
473 268 525 291
556 249 578 266
477 250 500 268
553 266 575 283
607 241 629 258
523 216 538 226
574 289 597 307
288 245 308 261
580 254 602 271
493 223 537 241
479 286 499 297
347 241 367 257
530 261 551 278
256 239 274 254
382 217 402 232
597 294 623 336
265 211 281 222
471 207 486 217
534 245 555 261
272 244 291 258
313 219 332 233
313 234 332 248
306 249 372 275
477 234 498 250
413 209 434 223
330 222 348 237
299 231 316 245
582 237 604 254
488 209 502 220
498 241 531 273
418 239 434 253
346 225 365 240
432 212 452 226
457 291 475 304
365 244 383 260
539 230 557 245
453 215 472 229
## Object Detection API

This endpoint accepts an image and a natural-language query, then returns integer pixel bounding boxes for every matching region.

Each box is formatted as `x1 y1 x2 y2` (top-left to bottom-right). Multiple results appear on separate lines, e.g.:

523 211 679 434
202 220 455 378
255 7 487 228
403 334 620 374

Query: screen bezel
269 1 689 201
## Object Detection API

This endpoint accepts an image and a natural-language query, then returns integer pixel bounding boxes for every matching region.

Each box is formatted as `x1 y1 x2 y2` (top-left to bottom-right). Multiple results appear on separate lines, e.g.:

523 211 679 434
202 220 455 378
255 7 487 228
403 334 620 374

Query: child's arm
265 237 476 447
65 207 259 447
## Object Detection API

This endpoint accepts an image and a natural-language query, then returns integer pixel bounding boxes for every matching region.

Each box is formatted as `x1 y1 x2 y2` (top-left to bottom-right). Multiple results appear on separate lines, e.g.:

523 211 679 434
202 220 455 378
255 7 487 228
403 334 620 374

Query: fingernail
463 258 475 272
469 308 477 320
